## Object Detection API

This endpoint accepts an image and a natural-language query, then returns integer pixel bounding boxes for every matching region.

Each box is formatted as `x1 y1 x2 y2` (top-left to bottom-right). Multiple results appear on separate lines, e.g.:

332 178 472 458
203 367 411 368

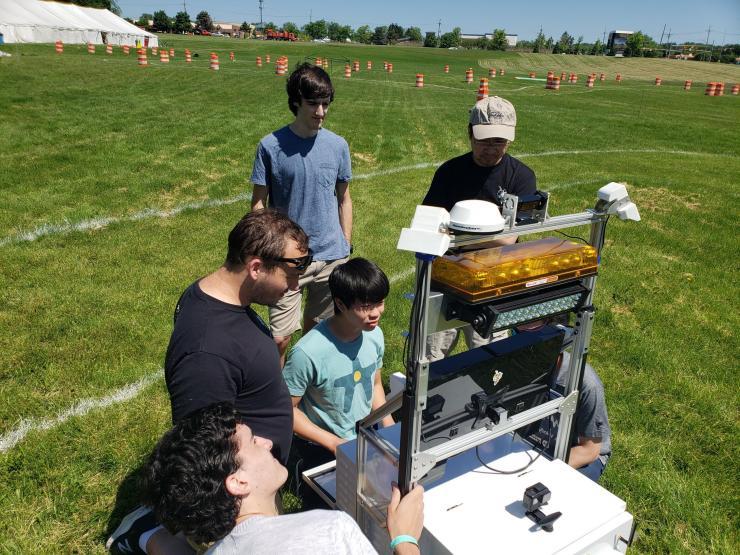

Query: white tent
0 0 158 46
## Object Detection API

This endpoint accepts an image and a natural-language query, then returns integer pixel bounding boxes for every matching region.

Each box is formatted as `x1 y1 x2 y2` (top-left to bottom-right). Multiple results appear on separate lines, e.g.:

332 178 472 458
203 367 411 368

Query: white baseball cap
469 96 516 142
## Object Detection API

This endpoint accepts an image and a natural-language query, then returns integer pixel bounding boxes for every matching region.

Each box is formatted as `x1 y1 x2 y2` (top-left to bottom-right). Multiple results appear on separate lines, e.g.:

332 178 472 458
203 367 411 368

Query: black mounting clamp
523 482 562 533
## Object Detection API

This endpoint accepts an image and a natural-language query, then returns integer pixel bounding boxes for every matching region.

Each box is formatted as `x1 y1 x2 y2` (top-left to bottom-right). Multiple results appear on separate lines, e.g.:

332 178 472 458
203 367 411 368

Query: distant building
607 30 633 56
214 22 240 36
460 32 518 46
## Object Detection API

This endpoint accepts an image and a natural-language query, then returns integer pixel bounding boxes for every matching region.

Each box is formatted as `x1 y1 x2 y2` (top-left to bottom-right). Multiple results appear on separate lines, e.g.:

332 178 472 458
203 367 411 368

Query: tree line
128 9 740 63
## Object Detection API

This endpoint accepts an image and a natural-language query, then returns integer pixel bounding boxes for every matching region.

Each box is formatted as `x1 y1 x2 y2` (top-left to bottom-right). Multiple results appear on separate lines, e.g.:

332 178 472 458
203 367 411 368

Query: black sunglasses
266 249 313 271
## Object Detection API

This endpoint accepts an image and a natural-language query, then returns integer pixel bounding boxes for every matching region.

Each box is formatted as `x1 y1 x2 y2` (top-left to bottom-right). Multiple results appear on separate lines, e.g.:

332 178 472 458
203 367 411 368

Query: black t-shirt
164 281 293 464
423 152 537 211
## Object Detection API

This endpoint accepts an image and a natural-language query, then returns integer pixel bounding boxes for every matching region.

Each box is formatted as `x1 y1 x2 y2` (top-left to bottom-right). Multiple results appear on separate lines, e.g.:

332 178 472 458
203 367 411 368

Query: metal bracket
559 390 579 417
410 451 437 483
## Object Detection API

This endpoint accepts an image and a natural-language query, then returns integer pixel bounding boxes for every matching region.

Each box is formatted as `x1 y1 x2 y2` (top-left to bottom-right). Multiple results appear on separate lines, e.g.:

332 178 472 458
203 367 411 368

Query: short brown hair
286 63 334 115
225 209 308 270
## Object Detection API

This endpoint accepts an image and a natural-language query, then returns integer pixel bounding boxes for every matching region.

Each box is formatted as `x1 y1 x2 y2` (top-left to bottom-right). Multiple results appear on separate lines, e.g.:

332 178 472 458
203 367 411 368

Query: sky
118 1 740 44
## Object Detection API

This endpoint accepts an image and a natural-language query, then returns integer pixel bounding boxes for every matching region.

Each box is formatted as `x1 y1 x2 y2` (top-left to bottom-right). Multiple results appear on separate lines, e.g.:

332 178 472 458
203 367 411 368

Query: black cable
554 229 589 244
474 445 542 475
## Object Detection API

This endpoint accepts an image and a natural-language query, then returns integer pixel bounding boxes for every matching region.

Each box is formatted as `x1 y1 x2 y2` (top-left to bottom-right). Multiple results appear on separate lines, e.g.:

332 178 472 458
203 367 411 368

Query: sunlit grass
0 36 738 553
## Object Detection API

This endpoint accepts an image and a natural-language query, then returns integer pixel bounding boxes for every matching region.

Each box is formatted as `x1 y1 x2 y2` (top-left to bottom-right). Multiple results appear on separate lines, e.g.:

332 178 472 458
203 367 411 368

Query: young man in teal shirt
283 258 394 507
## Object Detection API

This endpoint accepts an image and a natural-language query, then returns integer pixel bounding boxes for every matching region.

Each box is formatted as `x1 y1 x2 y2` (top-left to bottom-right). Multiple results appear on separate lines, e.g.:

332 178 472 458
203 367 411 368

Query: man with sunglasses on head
107 209 314 555
251 63 353 366
422 96 537 361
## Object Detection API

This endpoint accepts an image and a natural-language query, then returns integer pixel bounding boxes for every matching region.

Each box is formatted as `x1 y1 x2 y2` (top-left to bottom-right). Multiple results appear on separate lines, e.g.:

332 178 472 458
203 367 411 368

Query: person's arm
372 370 395 427
251 184 268 211
387 484 424 555
291 396 347 455
568 437 602 469
250 141 269 211
336 181 352 245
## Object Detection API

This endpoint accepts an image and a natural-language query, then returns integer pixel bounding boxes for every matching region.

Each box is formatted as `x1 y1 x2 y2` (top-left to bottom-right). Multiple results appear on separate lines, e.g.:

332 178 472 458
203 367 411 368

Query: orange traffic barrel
137 48 148 66
169 48 174 58
684 80 692 91
444 64 450 73
367 60 372 70
489 68 496 77
256 56 262 67
160 49 169 63
616 73 622 83
104 43 111 55
353 60 360 72
499 68 505 76
185 49 192 63
586 75 595 88
600 73 605 81
465 68 473 83
384 60 388 70
529 72 535 78
716 82 725 96
87 42 95 54
122 45 130 55
387 63 393 73
476 79 489 101
55 40 63 54
560 71 566 81
705 82 717 96
315 57 322 67
230 52 235 61
545 76 560 90
345 64 351 78
210 53 220 71
655 76 662 86
152 47 158 56
416 73 424 88
266 54 271 63
732 84 739 95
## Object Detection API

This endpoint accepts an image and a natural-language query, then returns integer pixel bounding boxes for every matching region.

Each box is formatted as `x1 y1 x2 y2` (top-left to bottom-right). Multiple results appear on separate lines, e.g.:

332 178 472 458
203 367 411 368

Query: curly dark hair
140 402 242 544
225 209 309 271
286 62 334 115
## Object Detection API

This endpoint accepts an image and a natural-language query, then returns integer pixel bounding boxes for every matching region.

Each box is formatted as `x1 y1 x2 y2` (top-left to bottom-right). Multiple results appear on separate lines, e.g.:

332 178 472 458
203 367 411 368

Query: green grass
1 35 739 553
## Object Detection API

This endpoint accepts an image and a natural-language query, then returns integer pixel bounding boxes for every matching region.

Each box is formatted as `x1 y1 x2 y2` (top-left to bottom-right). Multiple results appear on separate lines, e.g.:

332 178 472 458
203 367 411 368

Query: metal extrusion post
553 203 607 462
398 254 433 494
553 306 595 462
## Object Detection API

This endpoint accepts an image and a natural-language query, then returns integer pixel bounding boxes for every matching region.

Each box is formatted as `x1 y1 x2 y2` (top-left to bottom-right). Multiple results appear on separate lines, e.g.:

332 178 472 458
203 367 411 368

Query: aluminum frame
355 192 614 527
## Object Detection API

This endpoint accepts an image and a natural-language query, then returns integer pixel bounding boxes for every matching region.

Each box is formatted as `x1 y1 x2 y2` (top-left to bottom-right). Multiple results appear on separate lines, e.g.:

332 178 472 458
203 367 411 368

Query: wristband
390 535 418 550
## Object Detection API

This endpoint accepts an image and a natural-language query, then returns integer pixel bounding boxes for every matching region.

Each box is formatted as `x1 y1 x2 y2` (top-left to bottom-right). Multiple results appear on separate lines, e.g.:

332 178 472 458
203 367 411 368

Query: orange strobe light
431 237 598 303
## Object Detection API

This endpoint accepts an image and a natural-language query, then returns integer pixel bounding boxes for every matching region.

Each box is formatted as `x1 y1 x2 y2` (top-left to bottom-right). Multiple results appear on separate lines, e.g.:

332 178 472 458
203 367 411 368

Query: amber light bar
431 237 598 303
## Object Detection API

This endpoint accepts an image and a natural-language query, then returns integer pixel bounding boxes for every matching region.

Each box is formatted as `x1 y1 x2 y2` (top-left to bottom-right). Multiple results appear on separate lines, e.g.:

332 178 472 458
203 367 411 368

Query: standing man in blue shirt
251 63 353 365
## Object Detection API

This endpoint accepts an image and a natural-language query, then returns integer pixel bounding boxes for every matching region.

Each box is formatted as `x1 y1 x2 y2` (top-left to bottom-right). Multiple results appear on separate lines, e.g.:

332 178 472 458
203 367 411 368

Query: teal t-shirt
283 320 384 439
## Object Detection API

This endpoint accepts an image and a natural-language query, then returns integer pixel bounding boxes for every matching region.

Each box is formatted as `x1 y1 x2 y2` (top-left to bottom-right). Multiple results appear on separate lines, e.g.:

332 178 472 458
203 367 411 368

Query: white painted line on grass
389 266 415 284
0 193 251 247
3 148 736 247
0 370 162 453
353 162 440 180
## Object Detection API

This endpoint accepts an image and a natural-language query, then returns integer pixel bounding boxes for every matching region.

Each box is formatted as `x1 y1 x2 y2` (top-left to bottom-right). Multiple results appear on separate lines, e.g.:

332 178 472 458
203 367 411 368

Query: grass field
1 35 739 553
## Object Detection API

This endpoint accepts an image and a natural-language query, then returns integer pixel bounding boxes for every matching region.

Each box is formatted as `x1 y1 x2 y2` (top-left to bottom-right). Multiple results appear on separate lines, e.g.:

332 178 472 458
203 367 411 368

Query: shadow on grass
102 461 148 544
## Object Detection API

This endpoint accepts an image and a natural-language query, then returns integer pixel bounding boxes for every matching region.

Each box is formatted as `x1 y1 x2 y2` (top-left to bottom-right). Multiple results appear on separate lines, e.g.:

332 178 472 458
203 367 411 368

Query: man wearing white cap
422 96 537 360
423 96 536 226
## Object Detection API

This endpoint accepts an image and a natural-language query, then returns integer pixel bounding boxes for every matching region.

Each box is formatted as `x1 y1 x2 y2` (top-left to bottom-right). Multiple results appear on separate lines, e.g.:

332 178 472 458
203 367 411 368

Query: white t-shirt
206 509 377 555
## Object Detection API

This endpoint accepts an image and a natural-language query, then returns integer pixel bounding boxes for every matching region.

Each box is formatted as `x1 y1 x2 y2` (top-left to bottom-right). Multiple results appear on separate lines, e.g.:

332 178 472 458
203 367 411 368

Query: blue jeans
577 458 607 482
